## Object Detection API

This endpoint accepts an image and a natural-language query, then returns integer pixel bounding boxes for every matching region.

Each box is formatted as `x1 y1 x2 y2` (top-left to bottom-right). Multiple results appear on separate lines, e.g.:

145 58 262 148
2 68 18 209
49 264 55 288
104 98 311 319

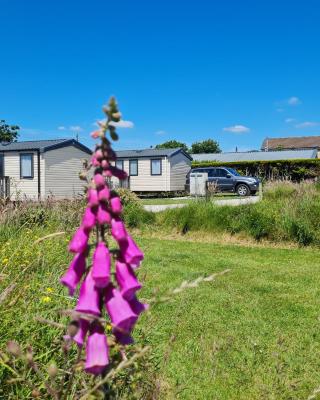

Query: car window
216 168 228 177
207 168 217 177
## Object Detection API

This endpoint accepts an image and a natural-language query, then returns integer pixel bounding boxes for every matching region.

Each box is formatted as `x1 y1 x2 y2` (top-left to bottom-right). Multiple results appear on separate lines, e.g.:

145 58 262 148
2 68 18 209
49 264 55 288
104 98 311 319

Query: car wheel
236 184 250 196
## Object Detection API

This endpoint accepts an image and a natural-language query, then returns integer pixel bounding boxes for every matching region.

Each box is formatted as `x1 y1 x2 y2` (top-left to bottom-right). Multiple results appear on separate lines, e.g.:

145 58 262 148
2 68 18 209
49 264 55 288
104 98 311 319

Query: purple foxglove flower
110 196 122 214
105 286 138 333
102 169 112 177
95 149 103 161
85 324 109 375
98 187 110 202
60 252 86 296
101 159 109 169
87 188 99 207
91 156 100 167
115 261 142 300
119 234 144 268
94 173 105 189
92 242 111 288
82 207 97 231
73 319 90 348
108 166 128 180
76 270 101 316
113 329 134 345
111 218 127 243
69 227 89 254
97 203 111 225
129 294 149 315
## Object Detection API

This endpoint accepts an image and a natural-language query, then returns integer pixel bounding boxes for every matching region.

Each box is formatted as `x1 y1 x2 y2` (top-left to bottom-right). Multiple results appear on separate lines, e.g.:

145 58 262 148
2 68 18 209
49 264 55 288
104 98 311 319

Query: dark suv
187 167 260 196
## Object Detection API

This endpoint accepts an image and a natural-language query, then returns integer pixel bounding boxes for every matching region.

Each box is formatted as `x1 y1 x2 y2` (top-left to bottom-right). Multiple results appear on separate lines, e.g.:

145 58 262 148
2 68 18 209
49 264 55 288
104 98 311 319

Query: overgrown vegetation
155 181 320 246
192 158 320 181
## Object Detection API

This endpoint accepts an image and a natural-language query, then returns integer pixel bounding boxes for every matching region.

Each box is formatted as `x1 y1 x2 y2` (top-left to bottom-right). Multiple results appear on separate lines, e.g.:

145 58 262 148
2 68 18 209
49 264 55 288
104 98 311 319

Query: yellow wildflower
41 296 52 303
46 287 54 293
2 258 9 265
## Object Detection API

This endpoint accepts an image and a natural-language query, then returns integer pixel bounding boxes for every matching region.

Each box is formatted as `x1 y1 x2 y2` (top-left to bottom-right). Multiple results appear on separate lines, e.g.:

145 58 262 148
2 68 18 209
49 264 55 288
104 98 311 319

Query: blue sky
1 0 320 152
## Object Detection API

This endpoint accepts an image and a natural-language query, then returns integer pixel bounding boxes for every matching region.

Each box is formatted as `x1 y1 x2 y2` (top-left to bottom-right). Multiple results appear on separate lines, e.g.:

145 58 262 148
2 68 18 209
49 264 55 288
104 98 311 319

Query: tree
191 139 221 154
155 140 189 153
0 120 20 142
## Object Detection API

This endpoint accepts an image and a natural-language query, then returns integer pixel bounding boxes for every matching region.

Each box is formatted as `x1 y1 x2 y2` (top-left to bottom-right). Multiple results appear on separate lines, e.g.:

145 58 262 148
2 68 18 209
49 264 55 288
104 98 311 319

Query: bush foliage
191 158 320 181
156 181 320 246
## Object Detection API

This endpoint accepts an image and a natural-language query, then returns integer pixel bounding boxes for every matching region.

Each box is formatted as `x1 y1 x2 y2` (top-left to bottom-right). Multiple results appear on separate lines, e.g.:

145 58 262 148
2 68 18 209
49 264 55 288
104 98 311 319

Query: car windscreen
226 168 241 176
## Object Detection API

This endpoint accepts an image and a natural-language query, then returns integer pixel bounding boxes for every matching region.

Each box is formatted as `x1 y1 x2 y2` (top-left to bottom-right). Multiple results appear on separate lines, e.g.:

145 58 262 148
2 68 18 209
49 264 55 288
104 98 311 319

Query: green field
1 215 320 398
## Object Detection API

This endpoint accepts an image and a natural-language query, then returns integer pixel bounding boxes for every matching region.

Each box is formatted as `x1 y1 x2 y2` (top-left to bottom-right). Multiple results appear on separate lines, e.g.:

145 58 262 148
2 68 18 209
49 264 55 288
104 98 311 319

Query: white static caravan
113 148 192 192
0 139 92 200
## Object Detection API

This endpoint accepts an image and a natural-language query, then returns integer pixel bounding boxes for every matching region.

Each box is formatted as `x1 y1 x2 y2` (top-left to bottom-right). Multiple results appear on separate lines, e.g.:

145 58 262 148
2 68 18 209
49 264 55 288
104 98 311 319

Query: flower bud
79 172 87 181
95 149 104 161
31 389 41 398
6 341 21 357
94 173 105 189
67 320 80 337
48 363 58 378
91 130 102 139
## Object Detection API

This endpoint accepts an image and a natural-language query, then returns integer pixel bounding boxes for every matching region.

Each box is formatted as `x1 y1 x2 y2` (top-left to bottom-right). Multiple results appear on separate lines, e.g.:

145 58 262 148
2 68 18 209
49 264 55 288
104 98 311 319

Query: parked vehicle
186 167 260 196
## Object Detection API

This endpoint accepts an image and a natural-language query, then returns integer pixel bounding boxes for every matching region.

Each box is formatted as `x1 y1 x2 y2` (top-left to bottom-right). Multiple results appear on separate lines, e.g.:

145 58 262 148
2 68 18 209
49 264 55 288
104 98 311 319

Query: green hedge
191 158 320 181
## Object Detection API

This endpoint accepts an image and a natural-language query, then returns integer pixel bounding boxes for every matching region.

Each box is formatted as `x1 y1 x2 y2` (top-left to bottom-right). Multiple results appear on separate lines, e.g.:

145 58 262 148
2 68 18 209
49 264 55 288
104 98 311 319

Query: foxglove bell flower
82 207 97 231
111 218 127 243
69 228 89 254
60 252 86 296
97 203 111 225
76 270 101 316
119 234 144 268
87 188 99 207
105 286 138 333
113 330 134 345
85 324 109 375
94 173 105 189
110 196 122 214
116 261 142 300
129 294 149 315
98 186 110 202
92 242 110 288
73 319 90 348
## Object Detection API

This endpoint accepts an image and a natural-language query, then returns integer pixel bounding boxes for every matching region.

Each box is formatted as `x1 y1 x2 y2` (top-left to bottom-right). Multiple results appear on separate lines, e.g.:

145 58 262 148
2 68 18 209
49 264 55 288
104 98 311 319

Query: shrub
192 159 320 181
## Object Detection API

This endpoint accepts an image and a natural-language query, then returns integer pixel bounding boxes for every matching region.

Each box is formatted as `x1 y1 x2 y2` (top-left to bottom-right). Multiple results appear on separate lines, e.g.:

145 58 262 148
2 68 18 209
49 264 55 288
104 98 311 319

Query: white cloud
288 96 301 106
295 121 319 128
69 125 83 132
109 120 134 129
57 126 66 130
285 118 295 123
155 130 166 136
276 108 285 113
223 125 250 134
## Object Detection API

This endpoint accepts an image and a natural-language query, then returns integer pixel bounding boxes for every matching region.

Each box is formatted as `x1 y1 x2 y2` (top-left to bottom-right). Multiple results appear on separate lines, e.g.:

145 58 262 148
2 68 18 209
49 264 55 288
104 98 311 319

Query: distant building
261 136 320 157
0 139 92 200
191 149 317 163
113 148 192 192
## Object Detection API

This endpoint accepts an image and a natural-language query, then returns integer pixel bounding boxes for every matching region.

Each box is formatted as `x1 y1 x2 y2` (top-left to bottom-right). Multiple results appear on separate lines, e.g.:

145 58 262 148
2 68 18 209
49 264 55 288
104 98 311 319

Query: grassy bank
155 181 320 246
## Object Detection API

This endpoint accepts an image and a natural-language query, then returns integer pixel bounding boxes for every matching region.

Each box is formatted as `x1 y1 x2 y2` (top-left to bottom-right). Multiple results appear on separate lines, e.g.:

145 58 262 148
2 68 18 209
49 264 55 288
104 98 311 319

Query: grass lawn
141 194 241 205
1 223 320 399
139 237 320 399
